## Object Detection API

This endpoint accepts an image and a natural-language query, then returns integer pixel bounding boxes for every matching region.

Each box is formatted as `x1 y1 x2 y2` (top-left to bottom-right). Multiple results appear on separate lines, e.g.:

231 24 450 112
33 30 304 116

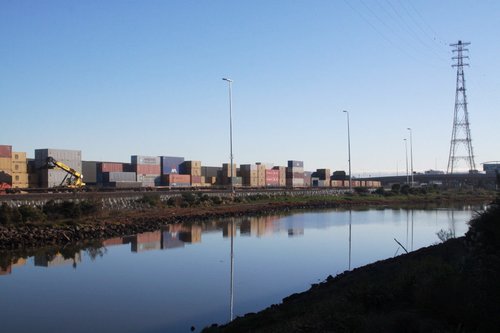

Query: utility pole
447 41 476 173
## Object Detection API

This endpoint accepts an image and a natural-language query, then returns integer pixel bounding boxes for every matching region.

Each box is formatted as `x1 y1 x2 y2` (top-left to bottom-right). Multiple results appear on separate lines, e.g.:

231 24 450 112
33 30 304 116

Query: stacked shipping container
265 169 280 187
304 171 312 187
131 156 160 187
240 164 258 187
201 166 220 185
286 160 305 187
11 152 28 188
35 149 82 188
272 166 287 187
161 156 184 175
162 174 191 187
180 161 202 186
255 163 266 187
82 161 98 185
0 145 12 185
221 163 240 186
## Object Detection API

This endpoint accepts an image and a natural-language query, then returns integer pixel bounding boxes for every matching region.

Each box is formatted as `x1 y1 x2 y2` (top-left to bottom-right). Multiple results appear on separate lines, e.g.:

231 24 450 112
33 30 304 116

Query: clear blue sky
1 1 499 176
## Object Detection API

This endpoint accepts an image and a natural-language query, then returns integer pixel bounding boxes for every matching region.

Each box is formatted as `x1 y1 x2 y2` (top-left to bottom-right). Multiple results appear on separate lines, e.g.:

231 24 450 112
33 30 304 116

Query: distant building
424 169 445 175
483 162 500 174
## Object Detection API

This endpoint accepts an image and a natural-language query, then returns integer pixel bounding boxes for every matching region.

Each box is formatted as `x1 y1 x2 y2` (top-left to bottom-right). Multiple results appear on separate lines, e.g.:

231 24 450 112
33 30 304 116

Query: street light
404 138 409 184
222 78 234 194
407 128 414 186
343 110 352 191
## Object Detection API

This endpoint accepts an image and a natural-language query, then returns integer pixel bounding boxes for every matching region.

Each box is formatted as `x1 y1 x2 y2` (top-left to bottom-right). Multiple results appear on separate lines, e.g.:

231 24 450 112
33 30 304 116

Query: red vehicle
0 182 11 195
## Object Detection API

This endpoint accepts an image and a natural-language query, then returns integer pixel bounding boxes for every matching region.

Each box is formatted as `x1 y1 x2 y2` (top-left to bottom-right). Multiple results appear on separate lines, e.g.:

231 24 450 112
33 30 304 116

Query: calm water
0 206 480 333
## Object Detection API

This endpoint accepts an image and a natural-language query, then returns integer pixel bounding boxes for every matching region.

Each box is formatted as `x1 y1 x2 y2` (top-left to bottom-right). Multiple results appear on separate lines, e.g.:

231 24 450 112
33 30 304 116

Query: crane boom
46 157 85 188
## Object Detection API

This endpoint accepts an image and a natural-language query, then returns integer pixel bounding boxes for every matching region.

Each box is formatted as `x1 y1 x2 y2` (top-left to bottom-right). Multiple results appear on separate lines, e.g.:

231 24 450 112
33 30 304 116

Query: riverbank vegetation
203 196 500 332
0 188 494 226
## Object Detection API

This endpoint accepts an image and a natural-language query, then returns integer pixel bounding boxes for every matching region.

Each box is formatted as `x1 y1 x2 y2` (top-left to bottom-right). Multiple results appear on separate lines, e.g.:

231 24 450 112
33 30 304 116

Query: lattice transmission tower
447 40 476 174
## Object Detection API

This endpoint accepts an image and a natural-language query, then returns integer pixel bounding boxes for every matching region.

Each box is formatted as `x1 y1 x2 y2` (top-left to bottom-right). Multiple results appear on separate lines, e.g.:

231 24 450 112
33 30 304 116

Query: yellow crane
46 156 86 188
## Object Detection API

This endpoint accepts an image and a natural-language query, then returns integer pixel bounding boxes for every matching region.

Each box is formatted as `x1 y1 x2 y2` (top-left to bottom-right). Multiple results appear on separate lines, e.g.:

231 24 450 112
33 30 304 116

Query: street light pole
223 78 234 194
343 110 352 191
407 128 414 186
404 138 409 184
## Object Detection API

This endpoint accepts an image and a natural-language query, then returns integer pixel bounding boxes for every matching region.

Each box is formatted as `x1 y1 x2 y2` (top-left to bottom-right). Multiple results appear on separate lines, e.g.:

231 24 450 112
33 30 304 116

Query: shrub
210 196 223 205
138 194 161 207
181 192 197 206
18 205 45 222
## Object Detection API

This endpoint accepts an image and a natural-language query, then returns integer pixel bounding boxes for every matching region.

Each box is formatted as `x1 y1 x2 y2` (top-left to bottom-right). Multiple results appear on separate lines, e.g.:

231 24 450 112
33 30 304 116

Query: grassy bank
202 197 500 332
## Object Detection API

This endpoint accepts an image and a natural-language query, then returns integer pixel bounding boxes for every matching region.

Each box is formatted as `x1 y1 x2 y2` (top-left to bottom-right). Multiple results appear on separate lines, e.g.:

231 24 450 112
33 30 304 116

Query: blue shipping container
161 156 185 174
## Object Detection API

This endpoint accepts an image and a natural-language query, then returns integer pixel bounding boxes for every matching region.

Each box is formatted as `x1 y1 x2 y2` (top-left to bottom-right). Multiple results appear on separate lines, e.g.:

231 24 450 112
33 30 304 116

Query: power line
382 0 448 62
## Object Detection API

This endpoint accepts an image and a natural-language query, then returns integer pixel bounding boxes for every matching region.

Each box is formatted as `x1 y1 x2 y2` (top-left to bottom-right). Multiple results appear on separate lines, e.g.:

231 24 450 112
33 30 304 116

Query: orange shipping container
12 161 27 173
0 157 12 170
12 152 27 162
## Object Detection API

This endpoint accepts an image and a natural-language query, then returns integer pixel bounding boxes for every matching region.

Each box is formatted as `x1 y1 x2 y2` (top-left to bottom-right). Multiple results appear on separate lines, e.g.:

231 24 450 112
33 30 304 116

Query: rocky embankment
0 192 494 250
202 199 500 332
0 200 343 250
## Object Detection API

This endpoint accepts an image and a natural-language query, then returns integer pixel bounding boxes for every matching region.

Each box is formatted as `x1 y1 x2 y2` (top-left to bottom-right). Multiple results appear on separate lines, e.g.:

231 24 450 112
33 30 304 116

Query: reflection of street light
407 128 414 186
343 110 352 191
222 78 234 193
348 210 352 270
229 219 235 321
404 139 409 184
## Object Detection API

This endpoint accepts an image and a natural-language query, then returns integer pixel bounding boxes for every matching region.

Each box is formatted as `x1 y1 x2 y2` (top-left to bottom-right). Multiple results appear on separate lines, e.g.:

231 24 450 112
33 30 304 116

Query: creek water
0 206 481 333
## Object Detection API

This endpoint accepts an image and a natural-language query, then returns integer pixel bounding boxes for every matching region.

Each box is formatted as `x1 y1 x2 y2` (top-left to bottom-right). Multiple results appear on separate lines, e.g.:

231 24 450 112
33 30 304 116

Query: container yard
0 144 386 193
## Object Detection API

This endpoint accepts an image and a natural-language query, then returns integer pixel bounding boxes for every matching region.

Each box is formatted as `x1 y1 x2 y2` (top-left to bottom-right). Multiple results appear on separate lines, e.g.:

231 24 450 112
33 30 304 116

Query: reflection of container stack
11 152 28 188
286 160 304 188
180 160 202 186
178 225 202 243
0 145 13 186
34 252 82 267
161 231 185 249
131 156 161 187
35 149 82 188
131 231 162 252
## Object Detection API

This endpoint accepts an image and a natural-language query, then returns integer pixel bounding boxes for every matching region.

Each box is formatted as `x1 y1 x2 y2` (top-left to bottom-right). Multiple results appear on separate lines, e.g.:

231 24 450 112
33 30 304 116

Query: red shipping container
99 162 123 173
134 164 161 175
0 145 12 158
163 174 191 185
265 170 280 183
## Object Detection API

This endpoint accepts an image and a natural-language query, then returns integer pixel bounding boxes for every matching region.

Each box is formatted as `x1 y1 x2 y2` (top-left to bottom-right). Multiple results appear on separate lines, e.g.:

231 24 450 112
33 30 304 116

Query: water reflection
0 207 478 278
348 210 352 270
229 218 235 322
0 214 302 277
35 251 82 268
0 207 482 333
